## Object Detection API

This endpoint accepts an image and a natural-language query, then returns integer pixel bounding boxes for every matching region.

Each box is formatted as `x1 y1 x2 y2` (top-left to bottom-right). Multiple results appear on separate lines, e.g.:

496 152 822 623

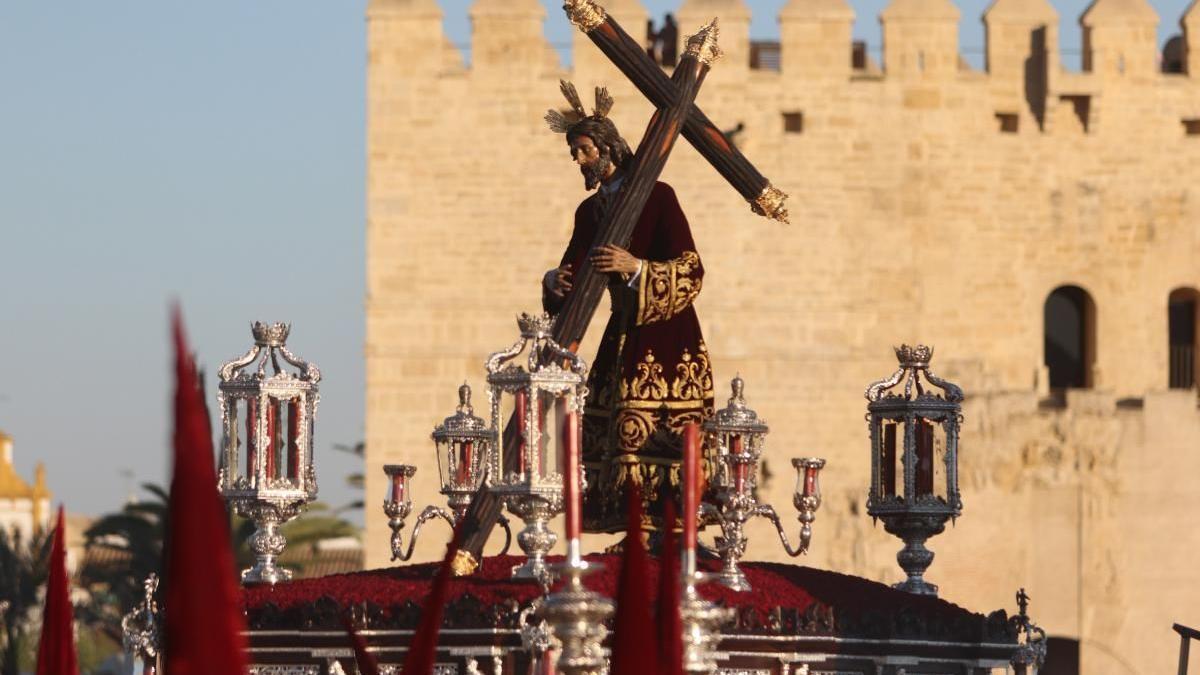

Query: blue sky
0 0 1191 522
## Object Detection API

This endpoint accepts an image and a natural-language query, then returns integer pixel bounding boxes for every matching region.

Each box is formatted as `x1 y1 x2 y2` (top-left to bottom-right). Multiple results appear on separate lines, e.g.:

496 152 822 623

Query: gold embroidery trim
637 251 703 325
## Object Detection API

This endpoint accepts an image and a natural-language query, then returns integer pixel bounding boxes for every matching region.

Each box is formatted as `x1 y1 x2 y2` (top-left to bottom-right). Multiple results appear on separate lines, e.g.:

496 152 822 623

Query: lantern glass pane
499 392 521 477
914 417 935 499
436 438 449 489
882 419 902 499
541 392 564 479
932 421 948 503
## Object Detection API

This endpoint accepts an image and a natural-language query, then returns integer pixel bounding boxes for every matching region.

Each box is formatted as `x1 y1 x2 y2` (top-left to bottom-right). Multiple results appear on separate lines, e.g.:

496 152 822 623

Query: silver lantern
383 383 511 561
865 344 963 596
701 375 825 591
218 321 320 585
487 312 588 584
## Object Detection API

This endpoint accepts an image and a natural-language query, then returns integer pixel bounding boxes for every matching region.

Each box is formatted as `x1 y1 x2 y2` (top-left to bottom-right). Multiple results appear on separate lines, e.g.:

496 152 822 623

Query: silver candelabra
384 384 511 561
702 377 826 591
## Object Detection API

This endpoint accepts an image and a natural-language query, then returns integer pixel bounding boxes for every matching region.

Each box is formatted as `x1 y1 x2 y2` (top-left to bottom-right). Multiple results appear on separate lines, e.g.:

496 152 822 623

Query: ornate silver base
504 495 559 586
537 560 613 675
680 583 734 674
236 500 305 586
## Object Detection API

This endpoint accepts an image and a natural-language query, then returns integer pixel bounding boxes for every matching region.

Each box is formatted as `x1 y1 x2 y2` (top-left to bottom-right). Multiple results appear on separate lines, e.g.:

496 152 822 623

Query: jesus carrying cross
543 82 714 534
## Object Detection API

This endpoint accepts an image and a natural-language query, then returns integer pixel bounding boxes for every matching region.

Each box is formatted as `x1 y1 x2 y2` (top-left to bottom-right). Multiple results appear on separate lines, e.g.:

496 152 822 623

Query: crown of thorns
544 80 615 134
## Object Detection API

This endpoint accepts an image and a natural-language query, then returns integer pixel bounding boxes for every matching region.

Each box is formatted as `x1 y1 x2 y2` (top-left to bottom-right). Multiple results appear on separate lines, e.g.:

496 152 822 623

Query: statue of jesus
543 81 714 533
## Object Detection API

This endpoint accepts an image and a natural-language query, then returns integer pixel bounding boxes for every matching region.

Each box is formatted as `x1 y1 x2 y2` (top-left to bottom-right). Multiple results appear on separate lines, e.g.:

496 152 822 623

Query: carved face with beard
569 135 614 191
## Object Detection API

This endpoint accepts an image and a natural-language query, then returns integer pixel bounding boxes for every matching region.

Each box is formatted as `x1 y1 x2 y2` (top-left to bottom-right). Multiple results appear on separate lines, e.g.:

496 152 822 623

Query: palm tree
77 483 168 644
0 526 51 675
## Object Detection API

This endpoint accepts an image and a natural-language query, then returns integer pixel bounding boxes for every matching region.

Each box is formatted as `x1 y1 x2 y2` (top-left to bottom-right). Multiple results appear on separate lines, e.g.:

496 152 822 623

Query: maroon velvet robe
545 181 714 533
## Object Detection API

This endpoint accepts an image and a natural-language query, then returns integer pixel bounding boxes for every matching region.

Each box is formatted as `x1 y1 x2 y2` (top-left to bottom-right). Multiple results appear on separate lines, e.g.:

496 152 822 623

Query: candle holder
486 313 588 584
701 377 826 591
218 321 320 585
383 384 512 561
865 344 964 596
121 574 162 675
679 571 735 673
537 559 613 675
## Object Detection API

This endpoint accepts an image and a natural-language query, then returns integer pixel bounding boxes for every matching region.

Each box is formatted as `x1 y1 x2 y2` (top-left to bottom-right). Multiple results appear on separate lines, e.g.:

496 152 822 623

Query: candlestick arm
390 505 456 562
496 513 514 556
754 503 812 558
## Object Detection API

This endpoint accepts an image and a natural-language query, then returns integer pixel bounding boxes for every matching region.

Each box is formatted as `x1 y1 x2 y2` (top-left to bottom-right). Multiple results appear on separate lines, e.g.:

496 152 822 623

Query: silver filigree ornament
700 376 826 592
218 321 321 585
121 574 161 672
486 313 589 586
383 383 513 561
865 344 964 596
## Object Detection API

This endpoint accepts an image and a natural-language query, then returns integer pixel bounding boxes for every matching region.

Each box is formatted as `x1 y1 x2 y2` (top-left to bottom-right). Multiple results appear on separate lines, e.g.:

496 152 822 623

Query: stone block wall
365 0 1200 672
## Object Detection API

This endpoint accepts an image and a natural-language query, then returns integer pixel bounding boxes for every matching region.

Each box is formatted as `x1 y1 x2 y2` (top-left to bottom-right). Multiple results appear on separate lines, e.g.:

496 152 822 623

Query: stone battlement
369 0 1200 86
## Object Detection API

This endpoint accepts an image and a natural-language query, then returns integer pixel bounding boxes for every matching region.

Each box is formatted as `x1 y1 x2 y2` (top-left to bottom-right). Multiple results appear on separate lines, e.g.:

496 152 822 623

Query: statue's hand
591 245 640 275
547 264 573 297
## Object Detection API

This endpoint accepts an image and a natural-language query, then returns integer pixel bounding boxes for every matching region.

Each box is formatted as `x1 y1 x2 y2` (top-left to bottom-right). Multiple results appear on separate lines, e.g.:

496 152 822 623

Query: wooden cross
454 3 788 567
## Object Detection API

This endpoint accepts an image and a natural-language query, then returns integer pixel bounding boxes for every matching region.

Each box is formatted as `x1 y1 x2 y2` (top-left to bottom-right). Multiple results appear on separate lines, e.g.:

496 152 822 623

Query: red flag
343 616 381 675
402 522 465 675
656 498 684 675
164 308 249 675
610 485 656 675
36 506 78 675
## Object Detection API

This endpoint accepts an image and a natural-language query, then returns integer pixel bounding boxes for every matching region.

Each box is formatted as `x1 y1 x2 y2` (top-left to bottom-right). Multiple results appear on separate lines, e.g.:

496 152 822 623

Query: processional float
120 0 1049 671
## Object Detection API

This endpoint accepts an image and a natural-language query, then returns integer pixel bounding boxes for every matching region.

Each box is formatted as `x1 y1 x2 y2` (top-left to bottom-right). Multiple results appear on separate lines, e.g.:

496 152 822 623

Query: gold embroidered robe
544 181 714 532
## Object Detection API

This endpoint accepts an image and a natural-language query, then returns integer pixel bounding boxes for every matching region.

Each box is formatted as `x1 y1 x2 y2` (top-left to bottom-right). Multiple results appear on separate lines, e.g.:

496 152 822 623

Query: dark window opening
996 112 1019 133
1044 285 1096 390
1060 95 1091 132
1183 119 1200 136
750 41 781 71
782 112 804 134
852 40 868 70
1169 288 1199 389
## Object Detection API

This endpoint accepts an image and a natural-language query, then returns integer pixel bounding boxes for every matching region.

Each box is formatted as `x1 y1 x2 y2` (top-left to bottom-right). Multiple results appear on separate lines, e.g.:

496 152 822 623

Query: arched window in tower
1168 287 1199 389
1044 285 1096 390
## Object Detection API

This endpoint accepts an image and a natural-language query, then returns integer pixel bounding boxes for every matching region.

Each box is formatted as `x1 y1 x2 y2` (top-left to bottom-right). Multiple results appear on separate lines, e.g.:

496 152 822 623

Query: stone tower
365 1 1200 672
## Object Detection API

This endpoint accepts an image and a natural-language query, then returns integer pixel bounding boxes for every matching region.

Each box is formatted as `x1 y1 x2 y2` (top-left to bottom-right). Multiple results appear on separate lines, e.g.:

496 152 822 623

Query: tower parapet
984 0 1058 128
367 0 457 73
1181 0 1200 75
779 0 855 80
677 0 752 85
1080 0 1160 80
469 0 556 76
880 0 961 78
571 0 649 92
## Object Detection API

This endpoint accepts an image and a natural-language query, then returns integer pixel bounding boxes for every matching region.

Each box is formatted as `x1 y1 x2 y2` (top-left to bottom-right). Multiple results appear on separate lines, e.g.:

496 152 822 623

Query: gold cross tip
751 184 791 224
685 18 723 66
563 0 607 32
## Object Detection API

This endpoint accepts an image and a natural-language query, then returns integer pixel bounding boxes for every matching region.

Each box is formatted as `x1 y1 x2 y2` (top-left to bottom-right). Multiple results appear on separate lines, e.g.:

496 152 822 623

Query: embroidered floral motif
637 251 703 325
622 350 668 401
671 347 713 401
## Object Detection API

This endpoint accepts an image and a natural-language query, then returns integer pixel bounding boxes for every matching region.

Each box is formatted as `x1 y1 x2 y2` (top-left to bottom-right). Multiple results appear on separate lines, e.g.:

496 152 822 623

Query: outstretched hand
590 245 640 275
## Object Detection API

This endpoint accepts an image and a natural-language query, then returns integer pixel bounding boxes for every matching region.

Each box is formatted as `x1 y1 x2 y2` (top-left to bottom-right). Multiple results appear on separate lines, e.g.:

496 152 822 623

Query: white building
0 429 50 540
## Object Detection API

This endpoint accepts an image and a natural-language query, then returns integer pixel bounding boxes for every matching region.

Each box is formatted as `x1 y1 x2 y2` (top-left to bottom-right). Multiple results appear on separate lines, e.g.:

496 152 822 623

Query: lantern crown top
895 344 933 368
517 312 554 339
486 312 587 386
865 343 962 403
252 321 291 347
706 375 769 434
219 321 320 384
433 383 490 440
